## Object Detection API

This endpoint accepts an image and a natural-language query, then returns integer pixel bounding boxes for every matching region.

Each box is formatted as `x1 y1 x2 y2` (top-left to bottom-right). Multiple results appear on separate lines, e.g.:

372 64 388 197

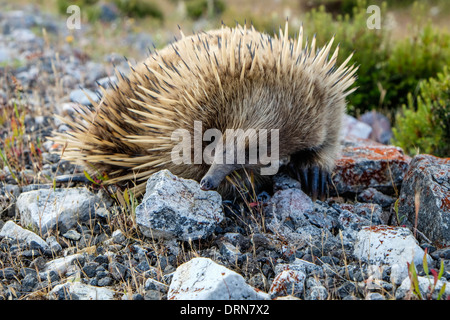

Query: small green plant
393 66 450 157
83 168 109 187
407 248 447 300
0 79 43 185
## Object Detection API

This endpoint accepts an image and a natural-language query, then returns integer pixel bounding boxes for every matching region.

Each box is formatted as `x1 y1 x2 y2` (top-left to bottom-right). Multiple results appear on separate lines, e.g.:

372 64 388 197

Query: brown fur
52 22 357 198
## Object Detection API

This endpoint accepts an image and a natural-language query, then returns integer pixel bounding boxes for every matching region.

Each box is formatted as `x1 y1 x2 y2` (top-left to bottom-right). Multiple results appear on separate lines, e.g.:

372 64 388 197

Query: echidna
53 22 357 200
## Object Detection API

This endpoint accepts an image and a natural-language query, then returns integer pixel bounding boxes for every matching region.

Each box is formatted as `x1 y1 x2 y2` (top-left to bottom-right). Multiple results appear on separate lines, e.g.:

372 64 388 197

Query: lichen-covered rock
333 138 411 195
397 154 450 246
269 269 306 299
167 257 268 300
135 170 224 241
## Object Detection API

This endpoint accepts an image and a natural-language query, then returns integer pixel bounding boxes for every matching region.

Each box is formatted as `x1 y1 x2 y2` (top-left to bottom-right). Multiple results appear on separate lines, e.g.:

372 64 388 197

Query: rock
69 88 100 106
398 155 450 246
357 187 396 208
10 28 38 44
269 269 306 299
63 229 81 241
96 75 118 89
98 2 120 22
395 275 450 300
144 278 168 292
0 268 17 280
341 114 373 140
21 273 38 292
305 277 328 300
126 32 155 57
49 281 116 300
265 188 314 239
82 262 99 278
108 261 128 281
220 241 243 264
365 292 385 300
275 258 323 277
42 253 84 276
46 236 62 254
135 170 224 241
359 111 393 145
56 102 81 116
0 220 49 251
1 10 36 31
84 61 107 84
335 202 384 227
272 172 302 192
354 225 432 285
333 138 411 195
167 257 269 300
111 230 126 244
308 285 329 300
16 187 105 235
0 48 13 63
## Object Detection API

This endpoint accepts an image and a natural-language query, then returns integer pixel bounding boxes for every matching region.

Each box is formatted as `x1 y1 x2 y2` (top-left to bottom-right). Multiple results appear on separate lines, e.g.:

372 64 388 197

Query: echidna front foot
288 163 331 202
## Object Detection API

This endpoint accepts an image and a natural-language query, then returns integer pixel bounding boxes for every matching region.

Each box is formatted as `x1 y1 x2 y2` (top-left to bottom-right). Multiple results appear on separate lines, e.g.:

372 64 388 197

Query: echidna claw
291 165 330 202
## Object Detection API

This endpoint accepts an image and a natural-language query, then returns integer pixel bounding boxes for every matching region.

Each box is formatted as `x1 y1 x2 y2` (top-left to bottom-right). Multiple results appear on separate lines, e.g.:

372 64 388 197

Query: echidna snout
200 162 241 191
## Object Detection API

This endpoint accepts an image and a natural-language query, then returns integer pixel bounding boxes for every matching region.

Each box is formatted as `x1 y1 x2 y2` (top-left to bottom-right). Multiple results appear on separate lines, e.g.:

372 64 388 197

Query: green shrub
303 1 389 115
383 23 450 112
303 0 359 16
57 0 163 21
393 67 450 157
185 0 225 19
113 0 163 20
302 0 450 121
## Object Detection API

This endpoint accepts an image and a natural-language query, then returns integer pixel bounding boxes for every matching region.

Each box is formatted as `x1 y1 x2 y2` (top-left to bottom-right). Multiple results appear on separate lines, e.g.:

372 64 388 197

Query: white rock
69 88 100 106
353 226 432 284
135 170 223 241
354 226 431 267
16 188 103 235
43 253 83 275
390 263 409 286
341 114 373 140
49 281 116 300
168 257 268 300
274 258 322 276
0 220 48 250
306 285 328 300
